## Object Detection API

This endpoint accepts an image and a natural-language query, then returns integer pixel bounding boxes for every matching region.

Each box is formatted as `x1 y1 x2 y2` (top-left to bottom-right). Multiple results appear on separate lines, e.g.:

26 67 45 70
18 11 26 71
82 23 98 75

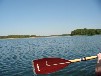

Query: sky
0 0 101 36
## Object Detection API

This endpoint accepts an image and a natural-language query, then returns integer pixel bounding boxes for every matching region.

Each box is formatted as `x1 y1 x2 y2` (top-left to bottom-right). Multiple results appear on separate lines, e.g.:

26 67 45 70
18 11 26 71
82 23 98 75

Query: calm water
0 36 101 76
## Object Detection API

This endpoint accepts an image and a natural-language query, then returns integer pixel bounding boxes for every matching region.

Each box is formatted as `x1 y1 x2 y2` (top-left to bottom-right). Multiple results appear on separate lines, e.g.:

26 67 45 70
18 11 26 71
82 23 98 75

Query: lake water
0 36 101 76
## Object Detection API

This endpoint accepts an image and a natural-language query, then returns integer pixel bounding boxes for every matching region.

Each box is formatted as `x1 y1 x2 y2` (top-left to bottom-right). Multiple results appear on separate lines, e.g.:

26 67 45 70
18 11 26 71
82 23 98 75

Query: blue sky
0 0 101 36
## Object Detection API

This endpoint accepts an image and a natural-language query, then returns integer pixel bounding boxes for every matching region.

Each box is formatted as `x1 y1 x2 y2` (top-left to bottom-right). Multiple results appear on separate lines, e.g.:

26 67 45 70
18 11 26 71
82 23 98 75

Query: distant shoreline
0 28 101 39
0 35 101 40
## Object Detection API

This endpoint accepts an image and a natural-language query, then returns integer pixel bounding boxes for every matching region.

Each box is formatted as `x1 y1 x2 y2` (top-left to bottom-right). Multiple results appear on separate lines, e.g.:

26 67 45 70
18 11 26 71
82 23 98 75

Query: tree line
0 35 36 39
0 28 101 39
71 28 101 36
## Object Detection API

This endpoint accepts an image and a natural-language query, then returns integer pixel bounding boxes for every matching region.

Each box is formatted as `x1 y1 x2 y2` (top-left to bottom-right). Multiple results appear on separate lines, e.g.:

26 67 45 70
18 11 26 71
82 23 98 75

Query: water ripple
0 36 101 76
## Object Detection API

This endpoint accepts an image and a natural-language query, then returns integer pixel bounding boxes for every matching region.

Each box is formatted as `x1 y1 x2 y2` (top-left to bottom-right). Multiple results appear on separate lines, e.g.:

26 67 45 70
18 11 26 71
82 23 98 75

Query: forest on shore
0 35 48 39
71 28 101 36
0 28 101 39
